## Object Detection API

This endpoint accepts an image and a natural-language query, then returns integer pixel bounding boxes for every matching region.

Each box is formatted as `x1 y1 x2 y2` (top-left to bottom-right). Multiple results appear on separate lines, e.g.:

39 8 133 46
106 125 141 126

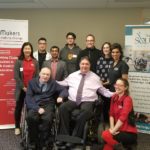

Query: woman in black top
108 43 129 92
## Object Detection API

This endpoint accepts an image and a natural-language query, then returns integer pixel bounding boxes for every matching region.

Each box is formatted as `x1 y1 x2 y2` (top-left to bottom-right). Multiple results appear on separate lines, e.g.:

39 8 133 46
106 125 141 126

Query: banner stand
0 19 28 129
125 25 150 134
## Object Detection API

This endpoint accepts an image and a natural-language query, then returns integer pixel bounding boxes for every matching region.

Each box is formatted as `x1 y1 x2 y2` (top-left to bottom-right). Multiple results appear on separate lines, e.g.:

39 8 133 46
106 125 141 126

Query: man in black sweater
76 34 101 73
25 67 68 150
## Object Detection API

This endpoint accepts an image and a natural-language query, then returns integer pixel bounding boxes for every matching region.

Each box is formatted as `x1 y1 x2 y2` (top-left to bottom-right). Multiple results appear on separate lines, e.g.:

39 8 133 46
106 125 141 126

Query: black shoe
42 146 47 150
56 141 65 146
91 144 101 150
28 143 36 150
66 142 75 148
58 145 66 150
114 143 125 150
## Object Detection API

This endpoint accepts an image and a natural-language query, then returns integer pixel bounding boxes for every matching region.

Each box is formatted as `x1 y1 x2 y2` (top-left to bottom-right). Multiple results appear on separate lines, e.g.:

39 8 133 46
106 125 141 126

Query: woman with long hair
96 42 113 124
14 42 39 135
108 43 129 92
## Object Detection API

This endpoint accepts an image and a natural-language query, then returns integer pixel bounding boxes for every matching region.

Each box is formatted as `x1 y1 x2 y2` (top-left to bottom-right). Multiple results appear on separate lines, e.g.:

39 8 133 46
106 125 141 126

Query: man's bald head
39 67 51 83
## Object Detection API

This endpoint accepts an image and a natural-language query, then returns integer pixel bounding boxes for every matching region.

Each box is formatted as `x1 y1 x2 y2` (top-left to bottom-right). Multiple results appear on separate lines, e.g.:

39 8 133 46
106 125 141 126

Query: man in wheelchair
25 67 68 150
56 56 114 149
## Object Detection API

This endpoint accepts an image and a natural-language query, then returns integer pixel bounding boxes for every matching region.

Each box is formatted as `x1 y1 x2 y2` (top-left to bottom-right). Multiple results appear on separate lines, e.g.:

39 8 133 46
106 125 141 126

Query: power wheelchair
55 98 102 150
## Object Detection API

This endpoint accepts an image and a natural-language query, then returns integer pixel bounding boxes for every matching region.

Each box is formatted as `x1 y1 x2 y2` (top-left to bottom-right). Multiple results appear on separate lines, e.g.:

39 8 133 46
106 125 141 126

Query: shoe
114 143 125 150
28 143 36 150
66 142 75 148
15 128 21 135
56 141 65 146
91 144 101 150
58 145 66 150
42 146 47 150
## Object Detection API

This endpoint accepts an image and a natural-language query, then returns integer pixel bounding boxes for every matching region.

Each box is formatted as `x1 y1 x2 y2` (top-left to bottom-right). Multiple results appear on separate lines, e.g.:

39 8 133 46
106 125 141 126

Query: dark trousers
14 90 25 128
101 95 111 123
102 130 137 150
59 100 94 138
114 131 137 145
26 103 55 145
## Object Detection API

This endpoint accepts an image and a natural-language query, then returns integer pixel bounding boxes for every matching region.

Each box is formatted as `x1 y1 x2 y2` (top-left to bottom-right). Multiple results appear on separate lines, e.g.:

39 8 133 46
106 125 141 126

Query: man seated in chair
57 56 114 148
25 67 68 150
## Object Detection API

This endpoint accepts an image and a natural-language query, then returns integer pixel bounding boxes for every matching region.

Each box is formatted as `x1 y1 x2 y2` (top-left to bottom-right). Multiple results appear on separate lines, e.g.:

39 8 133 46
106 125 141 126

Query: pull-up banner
125 25 150 134
0 19 28 129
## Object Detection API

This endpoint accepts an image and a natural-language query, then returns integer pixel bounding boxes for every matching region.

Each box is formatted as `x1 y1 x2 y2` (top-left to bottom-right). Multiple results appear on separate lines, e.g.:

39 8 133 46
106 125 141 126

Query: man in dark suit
43 46 68 81
25 67 68 150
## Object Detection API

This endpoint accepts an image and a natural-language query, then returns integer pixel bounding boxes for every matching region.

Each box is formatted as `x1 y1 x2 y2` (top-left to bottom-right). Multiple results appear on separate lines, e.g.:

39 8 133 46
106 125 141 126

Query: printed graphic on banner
0 48 20 125
0 19 28 129
125 25 150 134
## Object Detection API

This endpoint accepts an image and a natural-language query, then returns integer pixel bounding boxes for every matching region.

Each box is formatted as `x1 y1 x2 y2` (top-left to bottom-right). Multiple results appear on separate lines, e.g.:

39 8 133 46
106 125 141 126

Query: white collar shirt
57 70 113 102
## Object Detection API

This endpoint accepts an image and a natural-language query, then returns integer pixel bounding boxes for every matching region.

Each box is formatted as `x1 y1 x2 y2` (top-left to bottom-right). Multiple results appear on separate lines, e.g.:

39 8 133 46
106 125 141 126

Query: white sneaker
15 128 21 135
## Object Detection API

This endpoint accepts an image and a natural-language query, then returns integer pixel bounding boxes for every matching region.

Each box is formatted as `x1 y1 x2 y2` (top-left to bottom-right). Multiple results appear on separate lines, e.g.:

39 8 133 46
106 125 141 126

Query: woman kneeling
101 78 137 150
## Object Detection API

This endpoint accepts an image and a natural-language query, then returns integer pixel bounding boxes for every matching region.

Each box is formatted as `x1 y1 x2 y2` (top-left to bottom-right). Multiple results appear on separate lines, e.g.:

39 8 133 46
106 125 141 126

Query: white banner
125 25 150 134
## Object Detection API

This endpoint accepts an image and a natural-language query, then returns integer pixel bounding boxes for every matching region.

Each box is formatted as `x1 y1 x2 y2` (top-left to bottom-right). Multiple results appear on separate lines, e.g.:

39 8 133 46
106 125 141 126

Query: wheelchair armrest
94 98 103 107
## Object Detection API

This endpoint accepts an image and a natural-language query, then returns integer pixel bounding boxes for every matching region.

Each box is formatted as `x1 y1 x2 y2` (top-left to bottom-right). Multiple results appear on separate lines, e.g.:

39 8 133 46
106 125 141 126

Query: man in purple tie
57 56 114 144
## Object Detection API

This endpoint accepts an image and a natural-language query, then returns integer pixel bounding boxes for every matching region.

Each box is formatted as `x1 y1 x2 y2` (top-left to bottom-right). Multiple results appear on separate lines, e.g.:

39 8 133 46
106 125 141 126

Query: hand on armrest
57 97 63 103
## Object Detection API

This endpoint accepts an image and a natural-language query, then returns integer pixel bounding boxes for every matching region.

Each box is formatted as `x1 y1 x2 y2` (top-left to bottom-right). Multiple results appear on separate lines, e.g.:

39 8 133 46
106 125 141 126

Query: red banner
0 19 28 129
0 48 20 126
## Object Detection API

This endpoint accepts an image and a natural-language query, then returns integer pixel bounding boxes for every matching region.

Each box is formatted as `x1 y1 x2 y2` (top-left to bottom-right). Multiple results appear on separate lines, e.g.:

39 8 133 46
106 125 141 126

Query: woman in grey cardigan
14 42 39 135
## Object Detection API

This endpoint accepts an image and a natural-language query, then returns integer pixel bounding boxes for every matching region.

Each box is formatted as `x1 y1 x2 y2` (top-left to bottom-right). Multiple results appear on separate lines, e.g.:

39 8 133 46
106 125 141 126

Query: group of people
13 32 137 150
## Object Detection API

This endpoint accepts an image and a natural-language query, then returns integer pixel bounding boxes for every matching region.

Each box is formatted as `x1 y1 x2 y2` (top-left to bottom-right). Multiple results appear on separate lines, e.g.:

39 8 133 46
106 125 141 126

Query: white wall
0 8 144 50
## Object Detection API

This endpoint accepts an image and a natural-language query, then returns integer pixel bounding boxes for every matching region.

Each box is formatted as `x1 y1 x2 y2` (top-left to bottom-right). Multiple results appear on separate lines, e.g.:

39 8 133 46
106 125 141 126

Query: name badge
73 54 77 58
114 67 118 71
118 105 123 109
20 67 23 71
31 63 34 66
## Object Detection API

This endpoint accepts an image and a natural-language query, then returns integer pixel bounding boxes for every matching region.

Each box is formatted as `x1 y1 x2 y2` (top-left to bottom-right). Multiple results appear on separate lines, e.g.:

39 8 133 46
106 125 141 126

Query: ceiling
0 0 150 9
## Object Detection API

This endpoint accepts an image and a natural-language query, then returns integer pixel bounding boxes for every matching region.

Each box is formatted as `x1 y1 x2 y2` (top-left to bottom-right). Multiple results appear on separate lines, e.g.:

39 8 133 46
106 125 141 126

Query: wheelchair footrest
56 134 84 144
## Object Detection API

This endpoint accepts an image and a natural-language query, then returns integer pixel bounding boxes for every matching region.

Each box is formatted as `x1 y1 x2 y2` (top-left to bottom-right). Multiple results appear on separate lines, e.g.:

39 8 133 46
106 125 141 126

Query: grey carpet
0 129 149 150
0 129 21 150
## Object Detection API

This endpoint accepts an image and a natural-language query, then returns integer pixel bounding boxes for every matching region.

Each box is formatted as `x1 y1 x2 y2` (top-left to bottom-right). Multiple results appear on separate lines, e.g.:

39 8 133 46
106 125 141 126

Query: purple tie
76 74 86 105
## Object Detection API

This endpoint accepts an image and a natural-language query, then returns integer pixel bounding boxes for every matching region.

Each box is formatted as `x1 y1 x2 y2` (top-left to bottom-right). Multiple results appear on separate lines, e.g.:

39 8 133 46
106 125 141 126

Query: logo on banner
133 29 150 50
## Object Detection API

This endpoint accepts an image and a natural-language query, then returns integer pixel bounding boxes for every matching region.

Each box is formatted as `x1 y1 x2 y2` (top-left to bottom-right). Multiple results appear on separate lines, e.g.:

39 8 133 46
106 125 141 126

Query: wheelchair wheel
20 105 29 150
97 123 104 144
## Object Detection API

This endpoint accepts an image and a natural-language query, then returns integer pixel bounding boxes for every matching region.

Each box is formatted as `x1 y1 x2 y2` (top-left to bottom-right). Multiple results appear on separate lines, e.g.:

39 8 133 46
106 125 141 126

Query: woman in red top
101 78 137 150
14 42 39 135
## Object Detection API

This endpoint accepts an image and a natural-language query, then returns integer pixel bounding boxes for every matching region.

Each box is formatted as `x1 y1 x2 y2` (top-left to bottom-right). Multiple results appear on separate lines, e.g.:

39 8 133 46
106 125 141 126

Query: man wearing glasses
33 37 51 70
76 34 101 73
